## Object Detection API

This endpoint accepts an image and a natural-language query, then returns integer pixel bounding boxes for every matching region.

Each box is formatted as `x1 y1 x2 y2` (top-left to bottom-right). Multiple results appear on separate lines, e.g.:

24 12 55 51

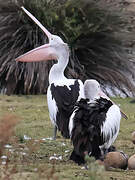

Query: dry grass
0 114 19 156
0 95 135 179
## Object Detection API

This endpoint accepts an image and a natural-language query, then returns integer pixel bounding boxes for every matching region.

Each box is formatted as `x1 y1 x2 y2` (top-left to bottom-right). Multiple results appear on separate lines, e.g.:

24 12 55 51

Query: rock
131 131 135 144
104 151 128 170
128 154 135 170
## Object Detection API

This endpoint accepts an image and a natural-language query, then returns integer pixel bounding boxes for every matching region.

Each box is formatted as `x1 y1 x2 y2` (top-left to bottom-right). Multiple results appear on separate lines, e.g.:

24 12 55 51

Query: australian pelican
69 79 121 165
16 7 84 139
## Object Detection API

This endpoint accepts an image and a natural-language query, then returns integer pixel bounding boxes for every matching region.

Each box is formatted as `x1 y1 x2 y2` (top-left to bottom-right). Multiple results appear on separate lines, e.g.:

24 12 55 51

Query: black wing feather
70 97 113 164
50 80 80 138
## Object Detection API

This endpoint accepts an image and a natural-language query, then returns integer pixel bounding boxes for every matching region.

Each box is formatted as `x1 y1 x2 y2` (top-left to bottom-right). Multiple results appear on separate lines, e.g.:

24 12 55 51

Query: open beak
21 7 51 39
98 90 128 120
16 7 55 62
16 44 57 62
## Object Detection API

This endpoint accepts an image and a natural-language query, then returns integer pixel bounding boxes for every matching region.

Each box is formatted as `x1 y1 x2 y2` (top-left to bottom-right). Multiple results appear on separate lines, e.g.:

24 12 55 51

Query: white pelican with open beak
16 7 84 139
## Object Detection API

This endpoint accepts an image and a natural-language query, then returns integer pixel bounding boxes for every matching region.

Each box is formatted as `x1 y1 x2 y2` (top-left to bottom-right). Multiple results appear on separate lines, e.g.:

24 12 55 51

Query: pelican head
84 79 111 101
84 79 101 101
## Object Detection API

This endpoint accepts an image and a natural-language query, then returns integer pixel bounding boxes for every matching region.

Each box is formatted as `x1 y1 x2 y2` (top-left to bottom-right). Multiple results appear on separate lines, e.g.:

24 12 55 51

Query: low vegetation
0 95 135 179
0 0 135 95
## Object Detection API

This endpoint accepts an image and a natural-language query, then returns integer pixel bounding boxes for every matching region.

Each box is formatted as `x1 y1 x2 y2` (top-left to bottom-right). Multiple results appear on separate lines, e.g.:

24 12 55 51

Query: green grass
0 95 135 179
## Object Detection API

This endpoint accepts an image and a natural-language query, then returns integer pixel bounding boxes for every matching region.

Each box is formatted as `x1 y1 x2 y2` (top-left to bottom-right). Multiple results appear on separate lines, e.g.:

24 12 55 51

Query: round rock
128 154 135 170
104 151 128 170
131 131 135 144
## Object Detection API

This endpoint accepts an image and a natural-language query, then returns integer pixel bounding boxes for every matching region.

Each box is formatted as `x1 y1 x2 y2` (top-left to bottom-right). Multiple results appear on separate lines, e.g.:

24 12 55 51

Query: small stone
49 156 58 160
2 161 6 165
24 135 31 140
1 156 7 159
5 144 12 148
128 154 135 170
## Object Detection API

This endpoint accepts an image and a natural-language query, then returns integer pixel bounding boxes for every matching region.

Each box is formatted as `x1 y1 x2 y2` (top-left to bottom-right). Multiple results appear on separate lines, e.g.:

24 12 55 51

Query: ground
0 95 135 179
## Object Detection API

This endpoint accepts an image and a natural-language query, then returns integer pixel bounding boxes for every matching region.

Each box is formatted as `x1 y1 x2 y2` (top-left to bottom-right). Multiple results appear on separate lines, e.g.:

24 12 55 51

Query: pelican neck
49 53 69 83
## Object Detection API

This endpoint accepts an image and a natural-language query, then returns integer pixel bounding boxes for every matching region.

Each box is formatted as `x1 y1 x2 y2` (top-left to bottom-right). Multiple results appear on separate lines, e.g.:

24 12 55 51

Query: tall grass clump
0 0 134 96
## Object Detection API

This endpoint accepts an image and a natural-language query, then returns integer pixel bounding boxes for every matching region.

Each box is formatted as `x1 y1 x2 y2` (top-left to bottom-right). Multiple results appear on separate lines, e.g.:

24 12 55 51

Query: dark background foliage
0 0 135 96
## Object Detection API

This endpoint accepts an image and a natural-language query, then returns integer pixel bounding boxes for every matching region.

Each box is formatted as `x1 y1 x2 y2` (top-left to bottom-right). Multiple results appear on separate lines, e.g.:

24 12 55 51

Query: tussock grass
0 95 135 179
0 0 135 96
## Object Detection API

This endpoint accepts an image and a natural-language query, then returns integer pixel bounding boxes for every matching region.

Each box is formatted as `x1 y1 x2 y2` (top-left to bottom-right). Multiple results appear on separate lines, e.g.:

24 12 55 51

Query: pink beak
98 90 111 101
21 7 51 39
16 7 55 62
16 44 57 62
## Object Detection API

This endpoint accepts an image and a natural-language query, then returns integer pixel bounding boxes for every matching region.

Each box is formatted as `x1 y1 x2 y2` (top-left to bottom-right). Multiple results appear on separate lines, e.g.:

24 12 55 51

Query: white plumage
16 7 84 139
69 79 121 164
100 104 121 150
84 79 121 152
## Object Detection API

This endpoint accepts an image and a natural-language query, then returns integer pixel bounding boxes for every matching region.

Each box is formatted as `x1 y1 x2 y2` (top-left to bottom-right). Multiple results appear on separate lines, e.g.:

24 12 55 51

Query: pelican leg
84 164 89 170
53 126 57 140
